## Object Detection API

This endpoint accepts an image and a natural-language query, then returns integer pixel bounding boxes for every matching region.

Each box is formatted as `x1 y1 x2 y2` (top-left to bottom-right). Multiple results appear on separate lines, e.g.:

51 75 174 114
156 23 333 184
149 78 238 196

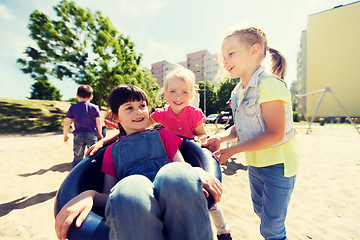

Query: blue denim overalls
111 129 169 182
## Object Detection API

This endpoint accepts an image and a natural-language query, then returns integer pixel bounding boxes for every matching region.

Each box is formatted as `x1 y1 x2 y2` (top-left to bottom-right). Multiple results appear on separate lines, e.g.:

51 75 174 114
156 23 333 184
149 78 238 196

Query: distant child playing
150 66 232 240
205 26 299 240
55 84 221 240
63 85 103 167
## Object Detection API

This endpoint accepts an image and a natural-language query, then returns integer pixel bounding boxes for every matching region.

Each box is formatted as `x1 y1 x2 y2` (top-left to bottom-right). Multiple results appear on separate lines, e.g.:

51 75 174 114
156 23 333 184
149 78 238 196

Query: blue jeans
105 162 213 240
248 164 296 240
72 131 97 167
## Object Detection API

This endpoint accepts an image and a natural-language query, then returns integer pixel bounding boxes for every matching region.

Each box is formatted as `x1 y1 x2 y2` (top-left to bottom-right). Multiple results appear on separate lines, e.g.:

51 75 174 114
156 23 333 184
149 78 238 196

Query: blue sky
0 0 356 100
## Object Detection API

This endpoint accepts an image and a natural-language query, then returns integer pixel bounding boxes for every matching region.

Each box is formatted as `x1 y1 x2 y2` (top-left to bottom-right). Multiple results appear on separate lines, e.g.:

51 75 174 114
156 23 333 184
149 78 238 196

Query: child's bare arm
95 117 103 140
171 150 185 163
55 174 116 239
193 122 207 144
63 118 73 143
85 132 118 157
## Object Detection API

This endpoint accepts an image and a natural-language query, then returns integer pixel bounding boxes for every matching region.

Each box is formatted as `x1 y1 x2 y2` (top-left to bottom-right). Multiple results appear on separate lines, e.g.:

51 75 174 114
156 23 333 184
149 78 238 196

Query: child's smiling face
222 35 252 79
164 77 193 116
116 100 149 135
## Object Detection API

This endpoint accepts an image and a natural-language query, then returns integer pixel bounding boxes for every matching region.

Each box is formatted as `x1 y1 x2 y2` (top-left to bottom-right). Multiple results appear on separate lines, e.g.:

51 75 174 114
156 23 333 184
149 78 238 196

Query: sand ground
0 125 359 239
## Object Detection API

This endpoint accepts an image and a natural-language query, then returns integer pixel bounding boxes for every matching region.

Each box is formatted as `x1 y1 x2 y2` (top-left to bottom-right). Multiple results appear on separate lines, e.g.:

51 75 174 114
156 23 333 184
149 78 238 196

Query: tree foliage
29 79 62 100
17 0 154 107
198 81 217 116
198 76 240 116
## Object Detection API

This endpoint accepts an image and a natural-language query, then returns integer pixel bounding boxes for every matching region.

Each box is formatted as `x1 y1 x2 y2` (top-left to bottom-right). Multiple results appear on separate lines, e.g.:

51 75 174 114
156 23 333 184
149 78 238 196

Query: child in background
55 84 222 240
63 85 103 167
205 26 299 240
150 66 232 240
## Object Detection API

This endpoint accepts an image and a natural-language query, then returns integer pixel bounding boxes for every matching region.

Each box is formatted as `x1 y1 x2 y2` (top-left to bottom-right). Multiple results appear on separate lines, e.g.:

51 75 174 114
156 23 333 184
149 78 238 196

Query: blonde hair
225 27 287 79
163 64 196 94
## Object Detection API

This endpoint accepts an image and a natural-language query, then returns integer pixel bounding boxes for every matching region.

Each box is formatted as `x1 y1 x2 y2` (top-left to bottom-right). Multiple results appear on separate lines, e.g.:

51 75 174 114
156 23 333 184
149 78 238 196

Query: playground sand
0 126 359 239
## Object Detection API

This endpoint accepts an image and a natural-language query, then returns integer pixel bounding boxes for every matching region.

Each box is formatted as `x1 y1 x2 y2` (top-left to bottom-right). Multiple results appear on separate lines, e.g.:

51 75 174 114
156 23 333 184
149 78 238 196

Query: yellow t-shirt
244 77 300 177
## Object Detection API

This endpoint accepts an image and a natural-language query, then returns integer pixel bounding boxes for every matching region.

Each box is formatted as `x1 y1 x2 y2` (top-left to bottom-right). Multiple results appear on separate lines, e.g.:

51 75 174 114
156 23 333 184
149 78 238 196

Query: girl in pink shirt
150 65 207 143
151 66 232 240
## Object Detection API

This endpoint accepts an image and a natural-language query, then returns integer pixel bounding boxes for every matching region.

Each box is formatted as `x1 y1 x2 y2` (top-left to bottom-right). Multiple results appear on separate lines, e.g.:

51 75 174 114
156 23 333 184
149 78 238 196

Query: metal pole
307 88 327 134
204 80 206 116
328 88 360 135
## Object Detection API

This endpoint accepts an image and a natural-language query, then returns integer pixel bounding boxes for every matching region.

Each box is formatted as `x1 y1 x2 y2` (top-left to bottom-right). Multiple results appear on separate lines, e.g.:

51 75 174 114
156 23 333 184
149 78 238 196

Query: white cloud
0 3 15 21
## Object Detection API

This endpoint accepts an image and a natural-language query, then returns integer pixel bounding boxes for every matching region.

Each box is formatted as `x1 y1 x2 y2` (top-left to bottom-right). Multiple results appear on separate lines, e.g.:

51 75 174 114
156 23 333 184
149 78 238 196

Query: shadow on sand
19 162 72 177
221 157 248 176
0 191 57 217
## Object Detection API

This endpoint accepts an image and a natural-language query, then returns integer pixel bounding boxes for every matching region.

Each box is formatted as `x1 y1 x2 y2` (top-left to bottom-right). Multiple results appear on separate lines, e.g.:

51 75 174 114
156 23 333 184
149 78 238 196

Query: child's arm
95 117 103 140
202 125 237 152
213 100 285 164
55 174 117 240
85 132 118 157
63 117 73 143
171 150 185 163
193 123 207 144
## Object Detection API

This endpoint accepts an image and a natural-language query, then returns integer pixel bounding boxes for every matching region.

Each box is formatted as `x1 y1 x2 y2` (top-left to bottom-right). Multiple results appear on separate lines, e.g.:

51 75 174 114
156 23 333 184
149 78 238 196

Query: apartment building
151 60 171 87
151 49 219 87
296 1 360 119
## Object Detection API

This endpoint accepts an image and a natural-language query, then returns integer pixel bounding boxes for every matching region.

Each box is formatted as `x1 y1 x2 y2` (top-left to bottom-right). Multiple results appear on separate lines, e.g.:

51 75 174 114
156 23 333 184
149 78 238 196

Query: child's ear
251 43 261 55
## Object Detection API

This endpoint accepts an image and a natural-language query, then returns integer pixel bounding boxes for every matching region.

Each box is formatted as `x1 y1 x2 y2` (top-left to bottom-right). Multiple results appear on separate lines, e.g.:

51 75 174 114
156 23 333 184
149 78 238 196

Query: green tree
30 79 62 100
198 81 217 116
17 0 143 107
216 77 240 111
132 68 162 111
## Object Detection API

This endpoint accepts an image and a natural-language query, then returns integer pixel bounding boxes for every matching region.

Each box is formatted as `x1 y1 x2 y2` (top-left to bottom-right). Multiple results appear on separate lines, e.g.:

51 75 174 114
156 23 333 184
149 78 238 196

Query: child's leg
73 131 97 167
72 133 86 167
249 164 296 240
83 131 98 151
105 175 164 240
154 162 213 240
209 204 231 235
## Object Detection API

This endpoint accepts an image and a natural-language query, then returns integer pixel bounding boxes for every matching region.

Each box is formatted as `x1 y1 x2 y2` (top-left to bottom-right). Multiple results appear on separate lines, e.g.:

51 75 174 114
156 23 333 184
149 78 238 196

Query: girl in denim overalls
205 27 299 240
55 84 222 240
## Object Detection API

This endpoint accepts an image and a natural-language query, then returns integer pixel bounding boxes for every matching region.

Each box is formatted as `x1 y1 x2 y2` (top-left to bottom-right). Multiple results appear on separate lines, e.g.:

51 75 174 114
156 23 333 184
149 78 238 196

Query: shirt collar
165 105 191 118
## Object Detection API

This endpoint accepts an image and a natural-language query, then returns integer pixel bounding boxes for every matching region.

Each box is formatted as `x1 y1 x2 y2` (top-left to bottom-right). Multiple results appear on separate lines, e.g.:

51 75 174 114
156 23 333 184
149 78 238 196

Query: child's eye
140 104 146 109
126 106 133 111
229 52 234 56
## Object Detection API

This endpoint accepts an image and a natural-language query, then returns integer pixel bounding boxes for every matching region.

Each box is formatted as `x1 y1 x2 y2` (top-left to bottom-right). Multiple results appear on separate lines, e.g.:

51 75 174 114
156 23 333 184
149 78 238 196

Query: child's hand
202 137 221 152
213 146 234 165
55 191 95 240
194 168 222 204
193 135 207 144
85 139 104 157
64 135 69 143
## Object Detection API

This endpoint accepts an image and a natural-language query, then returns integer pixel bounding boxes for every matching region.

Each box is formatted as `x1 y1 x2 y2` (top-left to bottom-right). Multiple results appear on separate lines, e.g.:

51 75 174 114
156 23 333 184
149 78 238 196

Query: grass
0 98 71 134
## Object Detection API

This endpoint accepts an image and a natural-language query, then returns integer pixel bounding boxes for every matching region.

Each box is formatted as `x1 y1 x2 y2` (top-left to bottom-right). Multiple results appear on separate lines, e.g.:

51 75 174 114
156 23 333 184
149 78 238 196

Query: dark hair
77 85 93 98
226 27 287 79
108 84 149 134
